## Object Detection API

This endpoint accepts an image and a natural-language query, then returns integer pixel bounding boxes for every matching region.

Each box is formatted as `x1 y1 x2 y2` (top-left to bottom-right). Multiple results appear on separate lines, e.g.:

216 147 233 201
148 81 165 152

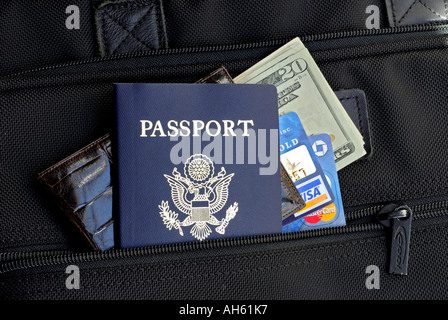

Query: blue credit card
283 134 346 232
279 112 334 226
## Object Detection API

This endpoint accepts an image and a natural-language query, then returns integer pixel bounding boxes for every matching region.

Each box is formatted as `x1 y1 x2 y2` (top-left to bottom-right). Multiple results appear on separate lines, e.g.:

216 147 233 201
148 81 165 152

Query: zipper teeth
8 23 448 77
345 205 383 221
412 200 448 219
2 200 448 274
2 24 448 273
345 200 448 222
0 223 381 274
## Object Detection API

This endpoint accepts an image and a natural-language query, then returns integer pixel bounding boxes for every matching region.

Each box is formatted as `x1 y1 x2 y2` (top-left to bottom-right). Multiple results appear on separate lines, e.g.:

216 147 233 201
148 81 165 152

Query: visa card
279 112 334 226
283 134 346 232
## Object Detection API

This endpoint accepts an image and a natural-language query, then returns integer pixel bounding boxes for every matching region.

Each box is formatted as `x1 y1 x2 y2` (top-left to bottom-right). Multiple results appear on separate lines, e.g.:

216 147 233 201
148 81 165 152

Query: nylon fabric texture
1 35 448 252
1 0 388 74
162 0 388 47
1 0 448 302
1 220 447 299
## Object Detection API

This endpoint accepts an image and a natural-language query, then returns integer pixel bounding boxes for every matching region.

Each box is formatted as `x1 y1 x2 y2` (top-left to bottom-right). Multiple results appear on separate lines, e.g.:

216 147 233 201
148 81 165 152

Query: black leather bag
1 0 448 301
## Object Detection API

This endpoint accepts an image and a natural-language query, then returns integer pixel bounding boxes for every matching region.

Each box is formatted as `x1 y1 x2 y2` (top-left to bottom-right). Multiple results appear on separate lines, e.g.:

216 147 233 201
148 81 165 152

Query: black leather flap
96 0 168 56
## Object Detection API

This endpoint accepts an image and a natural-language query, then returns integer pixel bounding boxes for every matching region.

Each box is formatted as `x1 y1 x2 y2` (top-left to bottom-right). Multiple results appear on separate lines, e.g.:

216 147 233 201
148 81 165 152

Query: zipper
1 200 447 275
8 23 448 77
377 203 412 275
2 24 448 273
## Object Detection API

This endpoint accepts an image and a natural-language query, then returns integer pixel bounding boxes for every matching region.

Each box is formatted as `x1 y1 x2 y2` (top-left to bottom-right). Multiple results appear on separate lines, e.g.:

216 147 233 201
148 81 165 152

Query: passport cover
196 66 305 220
115 83 282 248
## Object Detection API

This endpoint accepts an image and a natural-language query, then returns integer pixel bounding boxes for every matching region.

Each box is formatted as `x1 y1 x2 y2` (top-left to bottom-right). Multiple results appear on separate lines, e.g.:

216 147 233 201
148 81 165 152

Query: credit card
283 134 346 232
279 112 334 226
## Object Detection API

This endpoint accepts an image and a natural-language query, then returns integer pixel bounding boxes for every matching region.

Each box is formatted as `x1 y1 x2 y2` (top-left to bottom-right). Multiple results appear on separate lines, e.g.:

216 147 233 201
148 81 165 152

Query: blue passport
115 83 282 248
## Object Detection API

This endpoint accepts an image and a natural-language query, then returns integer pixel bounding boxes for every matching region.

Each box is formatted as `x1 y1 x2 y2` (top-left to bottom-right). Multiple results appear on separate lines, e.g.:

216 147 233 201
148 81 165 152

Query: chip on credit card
279 112 334 226
283 134 346 232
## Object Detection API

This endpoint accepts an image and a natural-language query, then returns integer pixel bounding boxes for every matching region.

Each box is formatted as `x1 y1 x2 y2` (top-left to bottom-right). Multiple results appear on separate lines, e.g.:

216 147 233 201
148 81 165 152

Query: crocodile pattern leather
38 67 303 250
38 134 114 250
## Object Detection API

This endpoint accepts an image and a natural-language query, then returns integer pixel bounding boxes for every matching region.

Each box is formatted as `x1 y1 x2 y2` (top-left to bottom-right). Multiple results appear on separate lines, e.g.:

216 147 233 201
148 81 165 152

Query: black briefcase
1 0 448 302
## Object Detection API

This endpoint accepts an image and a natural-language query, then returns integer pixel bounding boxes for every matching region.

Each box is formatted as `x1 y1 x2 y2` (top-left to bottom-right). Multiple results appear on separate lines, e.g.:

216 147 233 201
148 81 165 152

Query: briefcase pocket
1 24 448 299
1 205 447 299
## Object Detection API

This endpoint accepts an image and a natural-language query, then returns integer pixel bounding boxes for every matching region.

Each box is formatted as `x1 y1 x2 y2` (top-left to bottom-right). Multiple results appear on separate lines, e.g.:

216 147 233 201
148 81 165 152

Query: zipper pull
376 203 413 275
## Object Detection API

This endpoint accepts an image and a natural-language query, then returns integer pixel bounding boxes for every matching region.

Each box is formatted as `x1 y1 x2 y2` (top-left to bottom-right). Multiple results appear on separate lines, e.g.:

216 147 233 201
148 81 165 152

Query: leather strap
385 0 448 27
95 0 168 56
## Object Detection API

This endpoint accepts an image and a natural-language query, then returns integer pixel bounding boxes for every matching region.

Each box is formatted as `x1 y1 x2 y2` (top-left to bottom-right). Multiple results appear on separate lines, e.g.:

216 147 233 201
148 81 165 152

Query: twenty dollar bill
234 37 366 170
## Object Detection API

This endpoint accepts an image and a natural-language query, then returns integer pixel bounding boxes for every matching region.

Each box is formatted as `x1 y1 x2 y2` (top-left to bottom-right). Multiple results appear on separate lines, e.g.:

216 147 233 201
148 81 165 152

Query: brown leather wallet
195 66 234 84
38 66 304 250
38 134 114 250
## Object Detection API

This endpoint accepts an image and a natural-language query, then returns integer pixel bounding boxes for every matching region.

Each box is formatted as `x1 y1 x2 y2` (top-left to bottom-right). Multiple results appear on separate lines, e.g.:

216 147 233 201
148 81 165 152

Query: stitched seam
123 6 159 51
154 0 163 49
24 251 384 295
0 226 60 232
103 8 153 55
345 182 448 205
110 0 165 48
2 246 381 287
397 0 418 25
344 175 448 190
102 1 155 10
337 96 365 138
1 250 378 297
38 135 110 183
0 237 66 244
0 237 385 282
418 0 448 19
353 95 365 139
348 190 448 206
99 10 110 57
100 9 113 55
391 0 398 25
158 0 168 48
316 43 448 65
102 7 155 55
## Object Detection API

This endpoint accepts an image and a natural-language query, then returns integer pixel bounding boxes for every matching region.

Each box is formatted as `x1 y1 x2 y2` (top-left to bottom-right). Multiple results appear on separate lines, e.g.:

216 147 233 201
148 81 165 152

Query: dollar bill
234 37 366 170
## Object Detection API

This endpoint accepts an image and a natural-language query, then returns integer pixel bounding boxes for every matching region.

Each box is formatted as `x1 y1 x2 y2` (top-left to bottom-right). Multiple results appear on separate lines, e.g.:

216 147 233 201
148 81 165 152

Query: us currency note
234 37 366 170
